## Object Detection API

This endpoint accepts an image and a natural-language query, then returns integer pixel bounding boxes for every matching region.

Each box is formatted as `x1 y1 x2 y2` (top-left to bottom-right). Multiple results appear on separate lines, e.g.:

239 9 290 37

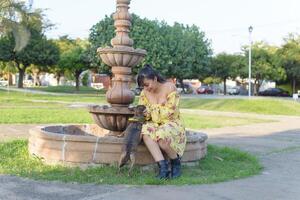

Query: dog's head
134 105 146 118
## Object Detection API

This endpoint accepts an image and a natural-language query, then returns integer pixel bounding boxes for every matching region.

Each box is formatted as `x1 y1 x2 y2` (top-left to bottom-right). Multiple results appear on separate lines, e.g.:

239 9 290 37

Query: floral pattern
139 90 186 156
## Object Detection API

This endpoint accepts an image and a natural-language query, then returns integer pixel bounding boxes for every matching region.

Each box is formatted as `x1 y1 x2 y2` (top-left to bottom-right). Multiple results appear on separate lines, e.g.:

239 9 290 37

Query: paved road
0 111 299 200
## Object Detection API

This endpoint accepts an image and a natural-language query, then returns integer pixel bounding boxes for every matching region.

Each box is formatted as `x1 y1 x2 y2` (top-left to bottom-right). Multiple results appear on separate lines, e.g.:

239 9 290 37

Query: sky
33 0 300 54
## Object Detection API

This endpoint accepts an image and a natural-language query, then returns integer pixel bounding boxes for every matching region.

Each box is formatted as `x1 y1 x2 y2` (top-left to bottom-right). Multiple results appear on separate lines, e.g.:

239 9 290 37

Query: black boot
156 159 169 179
170 156 181 178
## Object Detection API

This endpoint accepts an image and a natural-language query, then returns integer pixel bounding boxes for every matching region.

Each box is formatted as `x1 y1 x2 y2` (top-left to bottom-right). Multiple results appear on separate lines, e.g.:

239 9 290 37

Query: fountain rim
88 105 135 114
29 125 208 143
97 46 147 56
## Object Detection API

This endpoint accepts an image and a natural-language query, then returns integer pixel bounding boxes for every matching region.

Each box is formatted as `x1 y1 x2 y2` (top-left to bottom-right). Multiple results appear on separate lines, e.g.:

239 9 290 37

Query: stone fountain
89 0 147 136
28 0 207 167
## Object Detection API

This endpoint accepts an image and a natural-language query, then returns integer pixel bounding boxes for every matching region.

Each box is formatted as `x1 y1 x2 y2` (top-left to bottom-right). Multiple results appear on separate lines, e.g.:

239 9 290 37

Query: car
258 88 290 97
196 86 214 94
0 78 8 86
228 87 240 95
227 86 248 95
176 83 194 94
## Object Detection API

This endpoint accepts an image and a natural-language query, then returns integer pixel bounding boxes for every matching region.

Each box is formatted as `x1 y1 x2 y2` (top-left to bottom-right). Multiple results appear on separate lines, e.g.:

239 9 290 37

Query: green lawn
0 89 106 104
1 90 299 116
180 98 300 116
0 106 272 128
0 140 262 185
3 90 296 126
27 85 106 94
182 113 272 129
0 90 273 127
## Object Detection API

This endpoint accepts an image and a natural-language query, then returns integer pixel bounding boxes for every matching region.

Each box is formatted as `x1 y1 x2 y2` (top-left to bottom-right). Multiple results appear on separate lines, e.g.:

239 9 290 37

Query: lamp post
248 26 253 97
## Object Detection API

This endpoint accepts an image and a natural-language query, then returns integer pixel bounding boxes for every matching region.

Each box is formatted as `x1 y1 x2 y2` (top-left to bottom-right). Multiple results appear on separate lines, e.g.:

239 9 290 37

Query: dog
118 105 146 175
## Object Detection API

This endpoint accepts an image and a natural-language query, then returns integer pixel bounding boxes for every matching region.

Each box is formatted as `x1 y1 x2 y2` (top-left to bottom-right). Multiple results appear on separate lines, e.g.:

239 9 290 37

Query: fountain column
98 0 146 107
89 0 146 135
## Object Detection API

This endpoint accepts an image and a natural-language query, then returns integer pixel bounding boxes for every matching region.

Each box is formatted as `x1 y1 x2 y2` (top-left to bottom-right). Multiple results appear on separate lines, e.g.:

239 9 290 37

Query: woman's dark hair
137 64 166 88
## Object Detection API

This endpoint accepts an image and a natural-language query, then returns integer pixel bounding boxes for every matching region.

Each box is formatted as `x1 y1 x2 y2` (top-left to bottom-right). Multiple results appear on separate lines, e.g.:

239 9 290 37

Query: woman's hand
143 108 149 117
162 138 172 146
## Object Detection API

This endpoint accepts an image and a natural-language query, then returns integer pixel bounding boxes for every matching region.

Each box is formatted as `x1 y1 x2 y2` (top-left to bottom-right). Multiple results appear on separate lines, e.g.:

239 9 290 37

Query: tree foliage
58 37 92 91
0 29 59 88
0 0 44 52
276 34 300 93
88 14 212 82
242 42 286 94
210 53 245 94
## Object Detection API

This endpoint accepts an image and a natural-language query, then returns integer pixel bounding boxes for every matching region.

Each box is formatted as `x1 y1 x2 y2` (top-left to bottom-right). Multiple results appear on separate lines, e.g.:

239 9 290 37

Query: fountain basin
98 46 146 67
29 124 208 167
88 105 134 134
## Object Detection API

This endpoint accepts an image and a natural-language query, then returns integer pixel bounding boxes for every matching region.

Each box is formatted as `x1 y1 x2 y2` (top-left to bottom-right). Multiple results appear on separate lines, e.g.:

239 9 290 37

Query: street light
248 25 253 97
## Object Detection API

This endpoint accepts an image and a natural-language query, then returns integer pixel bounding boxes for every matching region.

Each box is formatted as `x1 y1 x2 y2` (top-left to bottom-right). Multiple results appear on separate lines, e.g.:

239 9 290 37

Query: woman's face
142 77 157 93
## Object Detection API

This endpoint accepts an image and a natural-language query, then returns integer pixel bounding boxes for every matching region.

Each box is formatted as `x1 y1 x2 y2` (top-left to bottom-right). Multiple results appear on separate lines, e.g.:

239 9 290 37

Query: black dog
118 105 146 175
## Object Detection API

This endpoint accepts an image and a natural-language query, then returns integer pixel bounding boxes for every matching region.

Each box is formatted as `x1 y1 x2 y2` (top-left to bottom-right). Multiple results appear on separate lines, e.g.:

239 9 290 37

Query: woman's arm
138 90 152 120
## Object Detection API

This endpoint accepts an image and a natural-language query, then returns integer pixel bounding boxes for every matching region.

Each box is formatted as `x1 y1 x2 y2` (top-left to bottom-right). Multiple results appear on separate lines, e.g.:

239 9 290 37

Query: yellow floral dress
138 90 186 156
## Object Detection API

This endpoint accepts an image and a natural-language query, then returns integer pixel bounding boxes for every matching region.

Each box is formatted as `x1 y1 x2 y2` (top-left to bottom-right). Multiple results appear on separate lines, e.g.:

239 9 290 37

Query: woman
137 64 186 179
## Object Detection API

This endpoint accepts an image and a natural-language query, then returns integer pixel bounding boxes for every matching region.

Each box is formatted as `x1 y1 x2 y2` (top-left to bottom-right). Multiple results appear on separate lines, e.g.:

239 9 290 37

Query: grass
181 113 272 129
1 90 300 116
0 90 280 126
0 106 272 127
2 90 300 116
27 85 107 94
0 89 106 104
0 108 93 124
180 98 300 116
0 140 262 185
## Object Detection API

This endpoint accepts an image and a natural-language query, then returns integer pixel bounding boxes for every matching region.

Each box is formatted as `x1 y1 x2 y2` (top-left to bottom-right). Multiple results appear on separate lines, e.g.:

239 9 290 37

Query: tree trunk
223 77 227 95
8 73 13 86
257 80 262 96
36 72 41 86
56 74 61 86
179 79 185 93
33 72 38 86
18 68 25 88
75 72 81 91
293 78 296 94
253 79 257 96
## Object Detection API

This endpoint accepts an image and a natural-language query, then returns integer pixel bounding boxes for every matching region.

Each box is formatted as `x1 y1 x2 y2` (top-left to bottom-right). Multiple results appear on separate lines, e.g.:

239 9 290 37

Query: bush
81 73 89 86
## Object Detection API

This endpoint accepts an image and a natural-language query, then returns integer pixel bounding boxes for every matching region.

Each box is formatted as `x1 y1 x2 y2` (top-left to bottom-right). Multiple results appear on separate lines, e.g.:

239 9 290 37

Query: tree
0 61 17 85
0 1 58 88
242 42 286 95
88 14 212 82
0 29 59 88
162 23 212 85
58 38 92 91
51 36 78 85
276 34 300 93
0 0 42 52
88 15 114 75
210 53 245 95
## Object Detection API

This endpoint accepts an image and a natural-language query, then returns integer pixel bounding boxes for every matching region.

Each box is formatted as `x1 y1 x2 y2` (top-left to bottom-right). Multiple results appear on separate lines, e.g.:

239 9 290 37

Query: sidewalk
0 112 300 200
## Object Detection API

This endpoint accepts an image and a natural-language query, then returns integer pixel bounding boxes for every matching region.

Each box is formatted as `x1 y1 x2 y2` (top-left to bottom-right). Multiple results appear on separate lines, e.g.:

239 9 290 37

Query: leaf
214 156 224 162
